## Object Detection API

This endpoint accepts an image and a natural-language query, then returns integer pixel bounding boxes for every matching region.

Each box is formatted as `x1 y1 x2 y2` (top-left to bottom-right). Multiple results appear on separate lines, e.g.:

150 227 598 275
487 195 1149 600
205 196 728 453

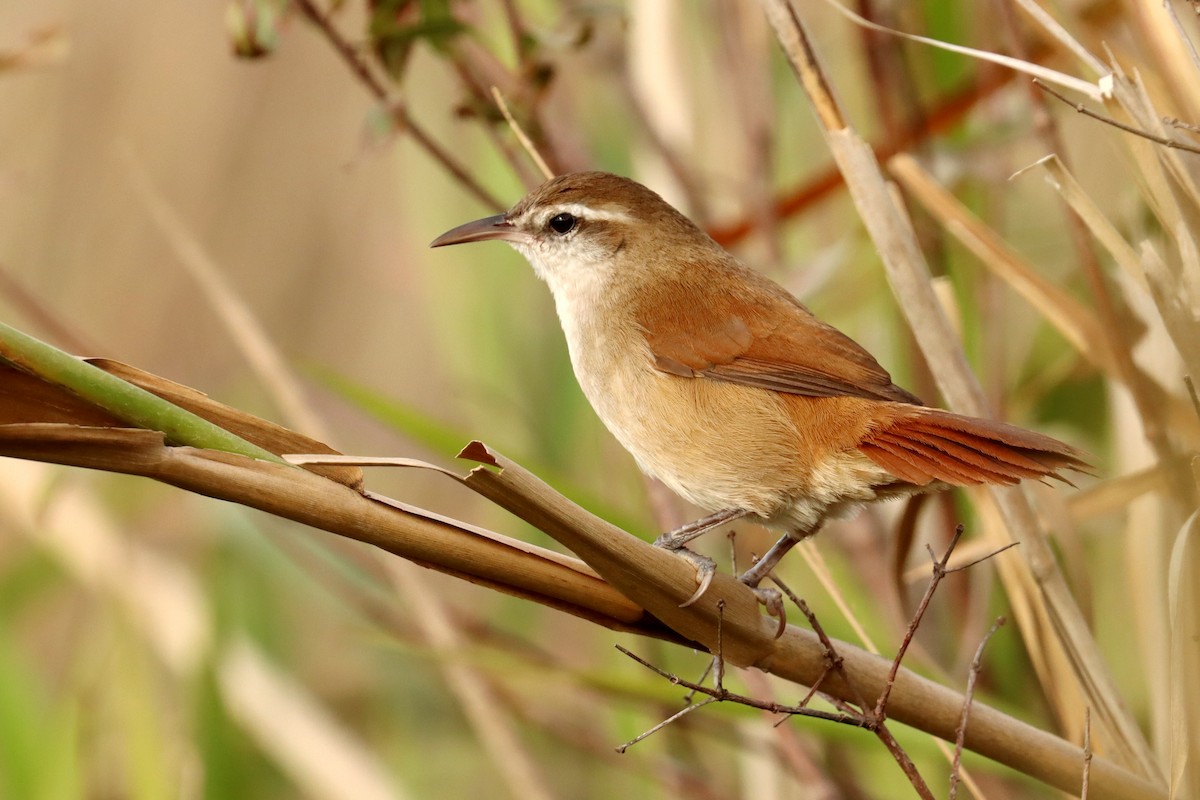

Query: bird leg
653 507 750 549
737 533 803 588
738 528 819 639
654 508 749 608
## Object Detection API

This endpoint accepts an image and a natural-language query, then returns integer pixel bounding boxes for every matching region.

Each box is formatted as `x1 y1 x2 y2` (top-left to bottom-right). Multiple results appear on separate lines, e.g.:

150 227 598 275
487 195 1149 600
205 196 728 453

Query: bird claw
675 549 717 608
746 583 787 638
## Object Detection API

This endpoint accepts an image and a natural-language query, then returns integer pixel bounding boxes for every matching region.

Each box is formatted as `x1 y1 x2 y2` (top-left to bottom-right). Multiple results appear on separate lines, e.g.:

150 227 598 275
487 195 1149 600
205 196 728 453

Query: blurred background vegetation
0 0 1196 798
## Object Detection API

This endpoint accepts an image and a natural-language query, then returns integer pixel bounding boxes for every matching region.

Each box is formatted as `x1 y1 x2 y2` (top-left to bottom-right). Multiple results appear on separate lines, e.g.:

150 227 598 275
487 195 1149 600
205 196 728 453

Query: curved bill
429 214 531 248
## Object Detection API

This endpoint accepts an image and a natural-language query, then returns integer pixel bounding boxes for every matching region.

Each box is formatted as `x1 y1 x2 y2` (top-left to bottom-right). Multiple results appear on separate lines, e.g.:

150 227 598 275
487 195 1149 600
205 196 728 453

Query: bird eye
548 212 577 235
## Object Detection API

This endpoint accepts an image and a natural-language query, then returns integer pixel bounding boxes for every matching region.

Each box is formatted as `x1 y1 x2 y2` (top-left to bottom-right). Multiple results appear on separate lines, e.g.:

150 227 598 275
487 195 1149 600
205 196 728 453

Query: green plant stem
0 321 284 463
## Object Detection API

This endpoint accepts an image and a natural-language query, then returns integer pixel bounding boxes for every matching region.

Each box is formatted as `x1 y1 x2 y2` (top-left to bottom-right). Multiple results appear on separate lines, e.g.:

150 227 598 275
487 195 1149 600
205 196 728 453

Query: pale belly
571 341 897 533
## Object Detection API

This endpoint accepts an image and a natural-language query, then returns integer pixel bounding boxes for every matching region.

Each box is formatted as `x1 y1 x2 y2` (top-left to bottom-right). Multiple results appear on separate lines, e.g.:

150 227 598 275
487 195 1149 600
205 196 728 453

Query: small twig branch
773 578 933 800
291 0 505 210
1164 117 1200 137
947 541 1020 573
1082 707 1093 800
875 524 966 720
714 599 727 691
615 696 718 753
682 660 713 706
614 645 866 730
950 616 1007 799
497 0 528 69
1184 376 1200 425
1033 78 1200 155
490 86 554 181
775 581 872 714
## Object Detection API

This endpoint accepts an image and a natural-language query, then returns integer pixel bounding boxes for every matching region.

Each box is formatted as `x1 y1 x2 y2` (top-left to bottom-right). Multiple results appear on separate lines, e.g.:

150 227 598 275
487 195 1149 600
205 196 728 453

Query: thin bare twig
639 521 1013 800
949 616 1007 799
490 86 554 181
948 541 1020 573
614 695 718 753
1164 117 1200 137
1034 78 1200 155
875 525 966 719
1184 376 1200 424
774 580 933 799
1082 707 1093 800
613 645 863 728
775 582 871 714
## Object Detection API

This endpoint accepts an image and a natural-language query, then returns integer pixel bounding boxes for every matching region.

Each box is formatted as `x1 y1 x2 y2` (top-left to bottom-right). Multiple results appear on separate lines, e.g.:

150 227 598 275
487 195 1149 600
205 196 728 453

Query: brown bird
431 172 1088 604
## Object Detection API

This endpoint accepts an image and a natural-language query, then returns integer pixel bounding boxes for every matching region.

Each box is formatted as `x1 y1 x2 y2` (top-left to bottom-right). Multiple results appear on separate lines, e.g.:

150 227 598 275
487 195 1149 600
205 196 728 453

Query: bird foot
654 509 747 608
744 582 787 639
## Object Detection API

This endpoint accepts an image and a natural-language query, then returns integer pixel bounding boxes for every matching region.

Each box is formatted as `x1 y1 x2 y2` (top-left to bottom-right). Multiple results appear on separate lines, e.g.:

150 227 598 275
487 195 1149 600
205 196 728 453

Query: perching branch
0 326 1166 800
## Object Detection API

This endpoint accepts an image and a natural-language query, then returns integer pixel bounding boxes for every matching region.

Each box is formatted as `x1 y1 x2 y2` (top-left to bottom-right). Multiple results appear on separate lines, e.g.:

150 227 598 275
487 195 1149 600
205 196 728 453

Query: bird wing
632 265 1093 487
634 269 923 405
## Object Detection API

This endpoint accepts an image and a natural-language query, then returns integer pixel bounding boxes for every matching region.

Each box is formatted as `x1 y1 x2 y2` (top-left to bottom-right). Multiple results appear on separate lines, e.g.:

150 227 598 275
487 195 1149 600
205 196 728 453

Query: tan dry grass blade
901 153 1200 450
1067 463 1176 523
815 0 1103 99
1102 71 1200 331
757 0 1161 780
1010 0 1107 78
1032 155 1200 441
890 154 1113 372
1112 70 1200 235
1166 511 1199 799
1140 243 1200 383
490 86 553 182
1033 155 1147 290
218 638 408 800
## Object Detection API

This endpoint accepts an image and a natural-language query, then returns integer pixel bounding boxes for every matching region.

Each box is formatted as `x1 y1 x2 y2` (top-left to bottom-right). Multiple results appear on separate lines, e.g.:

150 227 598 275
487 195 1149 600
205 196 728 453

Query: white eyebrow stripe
545 203 634 225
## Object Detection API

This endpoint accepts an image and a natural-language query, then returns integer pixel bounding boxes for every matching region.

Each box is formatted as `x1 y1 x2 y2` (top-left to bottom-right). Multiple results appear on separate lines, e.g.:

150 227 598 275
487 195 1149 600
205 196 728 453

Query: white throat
510 241 612 327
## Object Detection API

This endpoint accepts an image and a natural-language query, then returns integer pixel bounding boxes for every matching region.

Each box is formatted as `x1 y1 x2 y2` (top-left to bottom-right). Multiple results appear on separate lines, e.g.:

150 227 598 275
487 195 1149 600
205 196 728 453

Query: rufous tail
858 408 1091 487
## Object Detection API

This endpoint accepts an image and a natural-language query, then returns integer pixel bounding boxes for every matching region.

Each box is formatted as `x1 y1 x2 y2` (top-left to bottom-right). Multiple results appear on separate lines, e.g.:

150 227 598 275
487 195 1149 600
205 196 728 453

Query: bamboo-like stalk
0 349 1167 799
0 321 283 463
